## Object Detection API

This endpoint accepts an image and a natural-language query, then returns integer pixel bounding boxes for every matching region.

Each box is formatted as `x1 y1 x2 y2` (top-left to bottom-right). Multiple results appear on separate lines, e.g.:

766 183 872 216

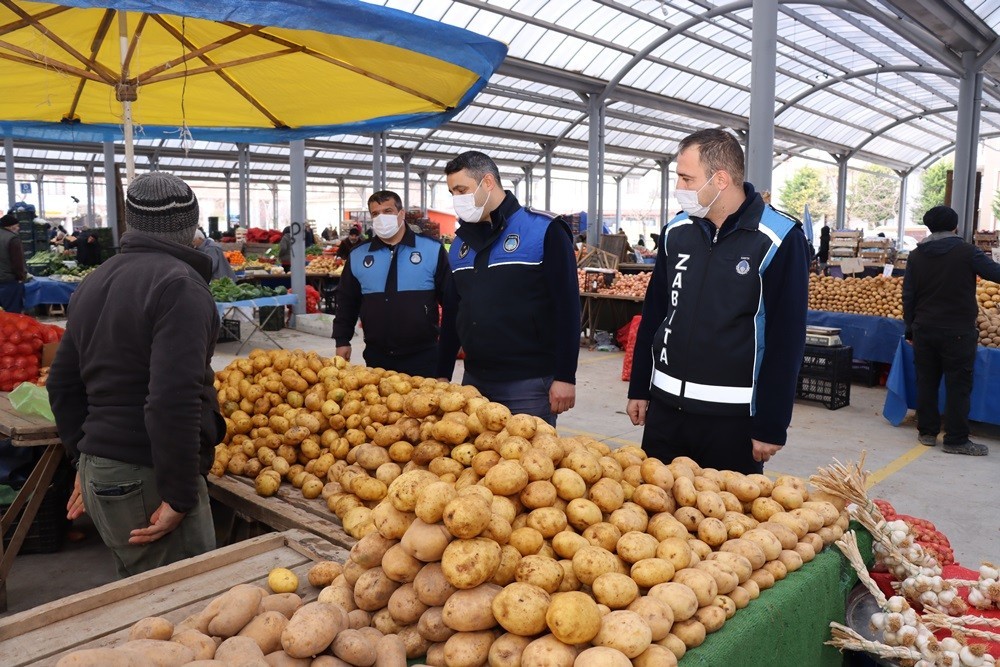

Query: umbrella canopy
0 0 507 143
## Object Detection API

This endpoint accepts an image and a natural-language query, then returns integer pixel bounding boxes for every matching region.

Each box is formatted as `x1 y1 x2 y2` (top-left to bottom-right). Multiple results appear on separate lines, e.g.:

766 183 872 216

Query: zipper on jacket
713 226 720 245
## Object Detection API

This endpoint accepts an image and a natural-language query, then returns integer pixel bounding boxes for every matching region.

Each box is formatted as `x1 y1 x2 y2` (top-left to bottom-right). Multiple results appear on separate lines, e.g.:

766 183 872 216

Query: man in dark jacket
48 172 223 577
336 227 362 260
0 213 28 313
627 129 810 474
438 151 580 425
193 229 236 280
333 190 449 377
902 206 1000 456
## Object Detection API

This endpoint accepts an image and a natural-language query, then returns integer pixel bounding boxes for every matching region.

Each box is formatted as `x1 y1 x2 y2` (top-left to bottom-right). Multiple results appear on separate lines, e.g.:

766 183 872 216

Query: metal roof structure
5 0 1000 197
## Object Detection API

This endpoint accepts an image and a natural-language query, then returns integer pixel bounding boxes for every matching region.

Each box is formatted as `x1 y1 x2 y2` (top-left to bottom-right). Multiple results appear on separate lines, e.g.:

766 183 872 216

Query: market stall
22 276 78 310
806 310 906 364
580 292 644 344
214 293 298 353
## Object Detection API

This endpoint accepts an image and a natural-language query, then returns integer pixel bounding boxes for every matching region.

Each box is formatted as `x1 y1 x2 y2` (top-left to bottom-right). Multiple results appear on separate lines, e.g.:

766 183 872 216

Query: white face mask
452 179 487 222
372 213 402 240
675 172 721 218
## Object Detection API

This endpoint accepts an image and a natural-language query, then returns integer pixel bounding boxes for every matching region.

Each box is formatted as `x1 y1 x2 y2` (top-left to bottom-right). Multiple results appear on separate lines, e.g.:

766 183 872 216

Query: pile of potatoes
808 274 903 318
576 269 650 298
976 280 1000 348
56 575 406 667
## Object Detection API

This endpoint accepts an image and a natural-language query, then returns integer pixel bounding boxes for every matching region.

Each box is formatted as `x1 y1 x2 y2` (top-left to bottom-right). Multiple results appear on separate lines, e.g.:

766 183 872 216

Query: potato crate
797 344 852 409
796 375 850 410
217 318 241 343
0 481 70 555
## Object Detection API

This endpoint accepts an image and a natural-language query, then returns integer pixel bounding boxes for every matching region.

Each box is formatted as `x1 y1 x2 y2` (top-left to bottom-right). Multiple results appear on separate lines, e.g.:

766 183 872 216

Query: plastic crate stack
796 344 853 410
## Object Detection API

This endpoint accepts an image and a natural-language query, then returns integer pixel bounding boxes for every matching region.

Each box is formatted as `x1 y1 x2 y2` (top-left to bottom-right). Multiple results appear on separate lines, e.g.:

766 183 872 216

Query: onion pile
577 269 650 298
808 275 903 319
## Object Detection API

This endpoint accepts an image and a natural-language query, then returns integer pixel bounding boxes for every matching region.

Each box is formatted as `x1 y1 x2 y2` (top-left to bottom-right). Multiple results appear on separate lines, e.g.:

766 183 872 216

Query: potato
306 562 343 588
655 538 693 571
55 648 145 667
695 491 726 519
571 546 622 587
672 477 697 507
591 572 639 609
332 629 376 667
418 607 456 643
582 522 621 551
509 526 544 556
631 558 676 588
442 495 491 539
397 625 432 660
759 520 802 549
520 634 577 667
489 633 533 666
170 629 217 661
443 630 495 667
387 583 429 625
347 609 372 630
697 517 728 547
432 419 470 447
575 646 631 667
591 610 652 658
414 563 459 607
441 538 502 589
387 470 439 512
779 549 804 573
260 593 303 620
350 533 396 570
671 618 707 649
401 519 453 562
545 591 603 644
128 617 173 641
793 541 817 563
770 484 804 510
551 468 587 500
441 583 502 632
614 531 658 564
694 560 739 595
491 582 551 636
705 552 752 583
483 460 530 496
204 585 268 638
695 604 727 633
238 611 289 654
791 507 824 533
631 484 673 513
492 544 522 587
741 528 783 561
763 559 789 581
353 567 401 612
749 568 776 591
476 402 511 431
750 497 784 522
627 596 674 641
280 602 346 658
720 538 767 570
515 554 565 593
802 532 825 553
551 531 588 560
413 482 458 524
802 500 840 527
648 582 699 622
317 580 357 612
673 506 704 532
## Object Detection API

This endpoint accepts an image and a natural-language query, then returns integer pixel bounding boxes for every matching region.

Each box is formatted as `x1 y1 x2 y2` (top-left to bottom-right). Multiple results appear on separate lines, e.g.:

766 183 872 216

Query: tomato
0 355 13 368
15 343 33 356
14 319 29 332
0 369 11 384
28 338 42 352
7 331 21 345
0 342 14 356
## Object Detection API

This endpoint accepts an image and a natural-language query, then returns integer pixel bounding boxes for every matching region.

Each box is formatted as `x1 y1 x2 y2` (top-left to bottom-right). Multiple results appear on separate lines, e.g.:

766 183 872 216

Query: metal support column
337 177 346 232
225 171 232 226
419 172 427 213
290 140 306 315
4 137 14 209
657 158 672 229
953 51 983 241
269 183 279 229
523 167 533 207
35 174 44 218
103 142 118 244
403 156 411 210
896 170 909 249
587 94 605 247
237 144 250 227
614 176 623 232
544 144 553 211
746 0 778 191
85 163 95 228
372 133 387 191
835 155 849 230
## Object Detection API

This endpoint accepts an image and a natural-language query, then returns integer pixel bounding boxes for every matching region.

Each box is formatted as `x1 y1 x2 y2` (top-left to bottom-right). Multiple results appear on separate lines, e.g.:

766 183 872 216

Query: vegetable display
210 278 288 302
0 312 64 392
808 275 903 319
209 350 852 664
577 270 651 298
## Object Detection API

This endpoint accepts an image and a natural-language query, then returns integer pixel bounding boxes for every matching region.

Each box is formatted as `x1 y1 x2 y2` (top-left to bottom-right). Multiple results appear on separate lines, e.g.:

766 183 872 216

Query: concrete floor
3 323 998 619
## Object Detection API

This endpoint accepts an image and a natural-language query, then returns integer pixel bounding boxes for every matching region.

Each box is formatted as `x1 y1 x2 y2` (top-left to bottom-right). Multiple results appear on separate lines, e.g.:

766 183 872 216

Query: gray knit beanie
125 172 199 244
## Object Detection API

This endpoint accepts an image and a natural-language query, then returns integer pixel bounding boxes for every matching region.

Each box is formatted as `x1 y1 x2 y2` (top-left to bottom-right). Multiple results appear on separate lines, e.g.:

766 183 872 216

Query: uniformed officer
437 151 580 425
332 190 449 377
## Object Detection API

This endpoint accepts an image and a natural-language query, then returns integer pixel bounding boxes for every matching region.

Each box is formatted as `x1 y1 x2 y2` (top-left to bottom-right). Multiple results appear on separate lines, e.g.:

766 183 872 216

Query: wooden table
0 394 62 613
580 292 644 344
0 529 349 666
207 473 355 550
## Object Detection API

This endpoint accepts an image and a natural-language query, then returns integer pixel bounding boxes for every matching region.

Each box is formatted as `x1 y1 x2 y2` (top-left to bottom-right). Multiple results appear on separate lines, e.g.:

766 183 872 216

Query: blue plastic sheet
214 293 298 318
882 337 1000 426
806 311 906 363
23 277 79 309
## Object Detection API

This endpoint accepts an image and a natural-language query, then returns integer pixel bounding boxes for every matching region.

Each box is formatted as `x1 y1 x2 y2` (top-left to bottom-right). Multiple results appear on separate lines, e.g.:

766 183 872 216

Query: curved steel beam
847 106 958 158
775 65 956 117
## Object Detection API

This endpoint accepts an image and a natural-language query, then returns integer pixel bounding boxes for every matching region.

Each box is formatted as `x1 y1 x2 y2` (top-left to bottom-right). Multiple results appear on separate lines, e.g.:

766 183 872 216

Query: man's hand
627 399 649 426
128 502 186 544
549 381 576 415
66 473 85 520
335 345 351 362
752 439 782 464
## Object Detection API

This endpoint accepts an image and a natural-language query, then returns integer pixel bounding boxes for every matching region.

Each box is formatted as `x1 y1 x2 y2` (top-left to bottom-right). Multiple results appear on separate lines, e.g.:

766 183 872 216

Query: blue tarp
215 293 297 318
882 337 1000 427
23 277 78 309
806 311 906 364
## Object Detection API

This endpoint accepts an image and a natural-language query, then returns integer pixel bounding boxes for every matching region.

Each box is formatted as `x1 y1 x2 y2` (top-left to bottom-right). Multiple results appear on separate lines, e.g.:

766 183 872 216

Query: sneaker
942 440 989 456
917 434 937 446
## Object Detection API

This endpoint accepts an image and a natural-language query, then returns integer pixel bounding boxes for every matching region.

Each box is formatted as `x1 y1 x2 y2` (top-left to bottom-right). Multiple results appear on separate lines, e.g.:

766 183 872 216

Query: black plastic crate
218 318 241 343
1 482 71 555
799 344 853 380
796 375 850 410
258 306 285 331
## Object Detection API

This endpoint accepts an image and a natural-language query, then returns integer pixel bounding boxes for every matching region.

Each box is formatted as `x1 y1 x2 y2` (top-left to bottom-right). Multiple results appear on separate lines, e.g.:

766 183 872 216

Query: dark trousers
641 398 762 474
912 326 977 446
363 345 438 379
463 371 556 426
0 281 24 313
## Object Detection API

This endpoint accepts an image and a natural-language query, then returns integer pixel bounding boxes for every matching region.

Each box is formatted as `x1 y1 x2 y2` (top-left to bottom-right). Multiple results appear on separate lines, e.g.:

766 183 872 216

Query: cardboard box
41 341 60 368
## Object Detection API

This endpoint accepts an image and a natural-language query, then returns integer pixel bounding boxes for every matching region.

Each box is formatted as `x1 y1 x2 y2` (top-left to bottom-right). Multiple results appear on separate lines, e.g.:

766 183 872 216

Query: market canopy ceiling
5 0 1000 186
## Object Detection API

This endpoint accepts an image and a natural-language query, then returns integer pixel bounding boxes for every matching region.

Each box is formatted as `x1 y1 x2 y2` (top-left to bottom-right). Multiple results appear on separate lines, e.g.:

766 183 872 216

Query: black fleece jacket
48 233 223 513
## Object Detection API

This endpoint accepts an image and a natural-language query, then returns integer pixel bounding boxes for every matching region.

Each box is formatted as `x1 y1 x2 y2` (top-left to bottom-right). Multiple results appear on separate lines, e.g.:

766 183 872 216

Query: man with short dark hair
332 190 449 377
627 128 810 474
903 205 1000 456
438 151 580 425
0 213 27 313
337 227 362 260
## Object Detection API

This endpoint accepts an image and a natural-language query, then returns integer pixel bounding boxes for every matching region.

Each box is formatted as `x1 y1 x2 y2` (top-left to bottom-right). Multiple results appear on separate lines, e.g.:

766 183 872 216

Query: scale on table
805 326 842 346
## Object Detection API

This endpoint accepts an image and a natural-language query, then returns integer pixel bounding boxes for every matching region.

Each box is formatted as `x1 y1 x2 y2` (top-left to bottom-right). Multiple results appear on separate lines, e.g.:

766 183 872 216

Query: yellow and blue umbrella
0 1 506 150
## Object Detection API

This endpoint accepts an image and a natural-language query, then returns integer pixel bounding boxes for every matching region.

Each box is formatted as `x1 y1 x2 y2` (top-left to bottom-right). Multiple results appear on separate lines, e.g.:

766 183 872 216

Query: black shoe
917 434 937 446
942 440 989 456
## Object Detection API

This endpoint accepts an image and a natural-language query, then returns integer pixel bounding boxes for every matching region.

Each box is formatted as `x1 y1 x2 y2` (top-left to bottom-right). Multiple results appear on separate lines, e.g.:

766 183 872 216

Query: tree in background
778 166 832 220
913 159 951 222
992 188 1000 225
847 166 899 228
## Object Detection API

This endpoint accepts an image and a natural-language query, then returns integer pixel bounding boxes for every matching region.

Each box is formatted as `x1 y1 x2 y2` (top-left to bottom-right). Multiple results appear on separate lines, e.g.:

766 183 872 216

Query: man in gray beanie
902 205 1000 456
48 172 224 576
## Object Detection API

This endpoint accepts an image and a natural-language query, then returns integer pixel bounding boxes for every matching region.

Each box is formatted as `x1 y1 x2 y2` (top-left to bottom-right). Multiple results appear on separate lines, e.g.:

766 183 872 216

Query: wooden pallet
577 247 619 271
0 395 59 446
0 529 348 666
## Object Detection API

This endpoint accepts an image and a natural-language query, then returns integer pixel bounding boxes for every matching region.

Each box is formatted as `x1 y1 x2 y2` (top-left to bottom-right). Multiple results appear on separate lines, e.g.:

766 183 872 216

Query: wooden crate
577 247 619 271
598 234 629 263
0 529 348 666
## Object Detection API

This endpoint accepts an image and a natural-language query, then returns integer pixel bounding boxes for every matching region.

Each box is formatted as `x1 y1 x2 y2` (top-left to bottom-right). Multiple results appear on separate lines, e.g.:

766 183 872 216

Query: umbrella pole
118 12 136 185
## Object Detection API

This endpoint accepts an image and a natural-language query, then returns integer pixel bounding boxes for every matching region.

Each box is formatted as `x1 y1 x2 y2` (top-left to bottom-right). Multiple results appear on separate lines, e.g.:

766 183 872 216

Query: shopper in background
818 225 831 269
278 226 293 272
337 227 362 260
903 205 1000 456
322 226 336 242
438 151 580 425
332 190 449 377
48 172 223 577
627 128 810 474
66 228 102 267
193 229 236 281
0 213 28 313
304 223 316 247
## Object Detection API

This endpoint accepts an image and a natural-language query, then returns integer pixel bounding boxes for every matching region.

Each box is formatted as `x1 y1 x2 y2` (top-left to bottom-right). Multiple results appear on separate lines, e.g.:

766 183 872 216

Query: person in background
903 205 1000 456
322 226 336 242
650 232 660 251
332 190 449 377
48 172 222 577
278 226 293 272
337 227 362 260
438 151 580 425
66 228 102 267
193 229 236 281
304 223 316 247
817 225 831 271
627 128 810 474
636 235 646 247
0 213 28 313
